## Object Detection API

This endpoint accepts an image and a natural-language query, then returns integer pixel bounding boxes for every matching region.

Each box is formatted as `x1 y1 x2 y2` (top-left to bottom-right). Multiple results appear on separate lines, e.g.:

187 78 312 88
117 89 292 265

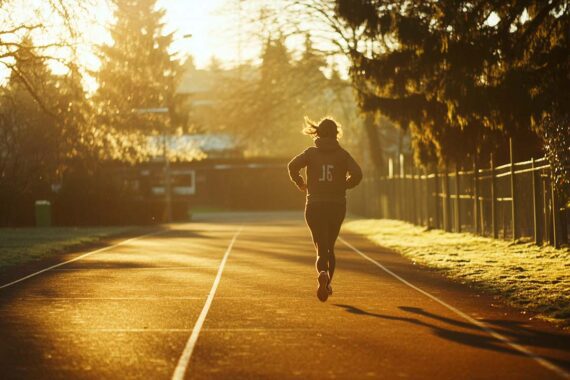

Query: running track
0 212 568 379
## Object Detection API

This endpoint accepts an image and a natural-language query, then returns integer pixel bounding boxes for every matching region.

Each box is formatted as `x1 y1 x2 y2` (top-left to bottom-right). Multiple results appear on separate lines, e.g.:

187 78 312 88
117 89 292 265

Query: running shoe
317 271 329 302
327 283 333 296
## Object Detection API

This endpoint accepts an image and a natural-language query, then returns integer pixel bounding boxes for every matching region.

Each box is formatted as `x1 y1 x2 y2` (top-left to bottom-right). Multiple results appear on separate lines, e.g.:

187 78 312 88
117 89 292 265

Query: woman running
288 117 362 302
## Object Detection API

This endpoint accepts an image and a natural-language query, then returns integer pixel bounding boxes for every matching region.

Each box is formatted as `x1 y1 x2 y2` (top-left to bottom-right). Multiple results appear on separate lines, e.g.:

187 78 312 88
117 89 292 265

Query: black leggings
305 202 346 282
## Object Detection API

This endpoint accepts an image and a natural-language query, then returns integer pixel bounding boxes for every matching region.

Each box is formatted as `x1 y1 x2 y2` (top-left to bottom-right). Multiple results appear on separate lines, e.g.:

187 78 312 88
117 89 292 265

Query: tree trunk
363 113 384 174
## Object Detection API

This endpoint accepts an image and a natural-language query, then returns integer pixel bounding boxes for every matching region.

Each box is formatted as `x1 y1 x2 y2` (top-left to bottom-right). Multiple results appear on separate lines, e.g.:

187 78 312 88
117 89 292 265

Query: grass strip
344 219 570 327
0 227 133 271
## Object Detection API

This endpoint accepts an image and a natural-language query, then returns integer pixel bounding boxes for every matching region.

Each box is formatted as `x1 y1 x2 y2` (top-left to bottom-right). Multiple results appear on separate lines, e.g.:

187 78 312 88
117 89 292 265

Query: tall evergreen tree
251 36 300 155
94 0 180 161
298 33 327 81
295 33 328 117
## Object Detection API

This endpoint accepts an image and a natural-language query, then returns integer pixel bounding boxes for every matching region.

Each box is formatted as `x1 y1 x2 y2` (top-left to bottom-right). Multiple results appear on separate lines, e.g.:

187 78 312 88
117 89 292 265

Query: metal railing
351 142 569 248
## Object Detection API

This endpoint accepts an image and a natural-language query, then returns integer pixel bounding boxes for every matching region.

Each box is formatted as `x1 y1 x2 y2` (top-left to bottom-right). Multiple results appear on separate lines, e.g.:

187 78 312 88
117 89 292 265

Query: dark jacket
287 137 363 204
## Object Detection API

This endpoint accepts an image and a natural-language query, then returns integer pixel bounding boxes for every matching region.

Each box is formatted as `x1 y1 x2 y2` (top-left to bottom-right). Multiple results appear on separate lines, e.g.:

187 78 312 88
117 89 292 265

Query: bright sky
160 0 249 67
0 1 257 86
81 0 260 76
0 0 346 90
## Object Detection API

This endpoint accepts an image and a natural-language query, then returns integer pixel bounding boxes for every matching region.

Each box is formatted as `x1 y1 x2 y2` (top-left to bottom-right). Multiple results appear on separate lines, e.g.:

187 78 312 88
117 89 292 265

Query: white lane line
24 297 207 300
172 226 243 380
34 328 313 333
52 266 220 271
22 295 304 301
339 237 570 380
0 230 166 290
43 328 314 334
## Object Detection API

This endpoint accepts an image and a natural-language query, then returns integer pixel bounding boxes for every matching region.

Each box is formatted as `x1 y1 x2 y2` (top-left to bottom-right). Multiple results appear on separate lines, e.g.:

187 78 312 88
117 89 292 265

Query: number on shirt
319 164 334 182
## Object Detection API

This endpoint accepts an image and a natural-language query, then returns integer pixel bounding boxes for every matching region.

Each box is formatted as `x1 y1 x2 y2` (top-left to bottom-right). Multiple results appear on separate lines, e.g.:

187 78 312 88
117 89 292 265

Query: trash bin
35 200 52 227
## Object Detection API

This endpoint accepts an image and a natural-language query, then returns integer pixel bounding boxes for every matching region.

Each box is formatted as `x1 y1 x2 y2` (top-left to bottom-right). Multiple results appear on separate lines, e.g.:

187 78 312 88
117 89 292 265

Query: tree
254 35 301 154
230 1 390 171
93 0 185 163
0 37 60 190
206 35 303 157
334 0 569 167
0 36 90 225
0 0 93 110
196 29 366 160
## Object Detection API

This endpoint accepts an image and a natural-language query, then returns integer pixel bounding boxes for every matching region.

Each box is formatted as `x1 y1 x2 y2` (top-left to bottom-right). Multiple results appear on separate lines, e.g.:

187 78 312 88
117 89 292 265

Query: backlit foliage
334 0 569 166
93 0 203 163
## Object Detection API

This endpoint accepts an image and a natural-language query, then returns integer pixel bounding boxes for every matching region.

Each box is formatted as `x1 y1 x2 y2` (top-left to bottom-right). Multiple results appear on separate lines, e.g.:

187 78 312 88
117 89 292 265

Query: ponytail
302 116 319 137
302 116 342 139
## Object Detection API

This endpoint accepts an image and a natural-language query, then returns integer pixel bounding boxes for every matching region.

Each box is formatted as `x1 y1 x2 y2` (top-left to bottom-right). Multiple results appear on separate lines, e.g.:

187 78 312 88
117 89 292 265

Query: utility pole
134 107 172 223
133 35 191 224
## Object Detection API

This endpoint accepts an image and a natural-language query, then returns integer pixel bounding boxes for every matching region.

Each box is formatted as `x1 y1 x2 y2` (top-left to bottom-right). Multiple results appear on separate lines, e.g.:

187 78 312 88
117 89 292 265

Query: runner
288 117 362 302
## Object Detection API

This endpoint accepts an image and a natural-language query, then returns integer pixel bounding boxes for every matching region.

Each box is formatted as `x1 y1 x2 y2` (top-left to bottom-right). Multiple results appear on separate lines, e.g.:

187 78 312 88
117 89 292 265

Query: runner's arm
346 153 363 189
288 150 308 190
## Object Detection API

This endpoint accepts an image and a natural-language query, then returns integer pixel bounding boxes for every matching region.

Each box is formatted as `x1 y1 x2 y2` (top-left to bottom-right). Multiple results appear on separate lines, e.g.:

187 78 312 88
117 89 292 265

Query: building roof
147 133 241 161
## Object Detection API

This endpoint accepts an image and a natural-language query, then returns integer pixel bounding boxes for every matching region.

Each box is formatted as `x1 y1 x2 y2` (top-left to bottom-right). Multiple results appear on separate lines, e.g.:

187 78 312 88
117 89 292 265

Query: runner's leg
326 203 346 282
305 203 331 274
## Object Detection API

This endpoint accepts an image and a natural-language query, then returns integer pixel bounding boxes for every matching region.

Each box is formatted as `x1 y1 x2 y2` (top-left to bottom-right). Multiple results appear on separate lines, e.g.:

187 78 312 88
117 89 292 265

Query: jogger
288 117 362 302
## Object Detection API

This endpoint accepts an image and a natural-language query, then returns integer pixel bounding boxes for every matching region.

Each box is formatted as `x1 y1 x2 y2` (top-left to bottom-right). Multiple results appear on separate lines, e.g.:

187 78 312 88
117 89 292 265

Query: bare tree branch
0 24 43 35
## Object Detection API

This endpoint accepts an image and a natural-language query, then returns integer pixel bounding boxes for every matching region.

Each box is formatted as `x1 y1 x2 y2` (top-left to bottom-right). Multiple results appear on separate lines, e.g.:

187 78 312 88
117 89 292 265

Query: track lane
0 222 240 379
0 212 568 380
185 214 570 379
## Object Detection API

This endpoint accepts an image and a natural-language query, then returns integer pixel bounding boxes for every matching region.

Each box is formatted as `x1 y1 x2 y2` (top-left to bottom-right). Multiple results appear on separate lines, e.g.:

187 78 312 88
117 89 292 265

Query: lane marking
0 230 166 290
22 295 305 301
339 237 570 380
23 297 208 300
32 328 312 333
172 226 243 380
52 266 220 271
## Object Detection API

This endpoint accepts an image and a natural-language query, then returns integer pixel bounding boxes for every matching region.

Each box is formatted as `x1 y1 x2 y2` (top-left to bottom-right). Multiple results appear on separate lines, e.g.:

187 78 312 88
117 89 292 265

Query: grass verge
343 219 570 327
0 227 134 271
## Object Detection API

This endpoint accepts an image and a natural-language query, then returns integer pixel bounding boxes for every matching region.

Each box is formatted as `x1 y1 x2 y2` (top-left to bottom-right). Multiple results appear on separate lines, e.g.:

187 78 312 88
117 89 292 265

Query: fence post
434 167 440 229
411 166 418 224
490 154 498 239
381 175 384 218
561 205 568 245
551 181 560 248
394 159 399 219
388 158 394 219
509 138 518 241
455 165 461 233
377 177 382 219
444 163 451 232
531 158 542 245
417 167 425 226
545 177 554 245
399 154 404 220
412 166 422 226
425 169 430 228
473 158 480 234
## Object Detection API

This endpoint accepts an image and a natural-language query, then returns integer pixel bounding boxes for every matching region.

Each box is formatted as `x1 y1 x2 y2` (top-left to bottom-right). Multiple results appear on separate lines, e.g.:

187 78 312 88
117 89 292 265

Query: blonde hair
302 116 343 139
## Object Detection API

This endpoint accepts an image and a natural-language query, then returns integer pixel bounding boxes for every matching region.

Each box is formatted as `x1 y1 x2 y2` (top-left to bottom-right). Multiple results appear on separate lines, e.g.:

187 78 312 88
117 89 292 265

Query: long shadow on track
334 304 570 370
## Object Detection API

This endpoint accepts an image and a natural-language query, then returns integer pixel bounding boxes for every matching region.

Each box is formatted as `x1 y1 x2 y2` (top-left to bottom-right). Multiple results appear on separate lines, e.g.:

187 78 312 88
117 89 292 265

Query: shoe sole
317 272 329 302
